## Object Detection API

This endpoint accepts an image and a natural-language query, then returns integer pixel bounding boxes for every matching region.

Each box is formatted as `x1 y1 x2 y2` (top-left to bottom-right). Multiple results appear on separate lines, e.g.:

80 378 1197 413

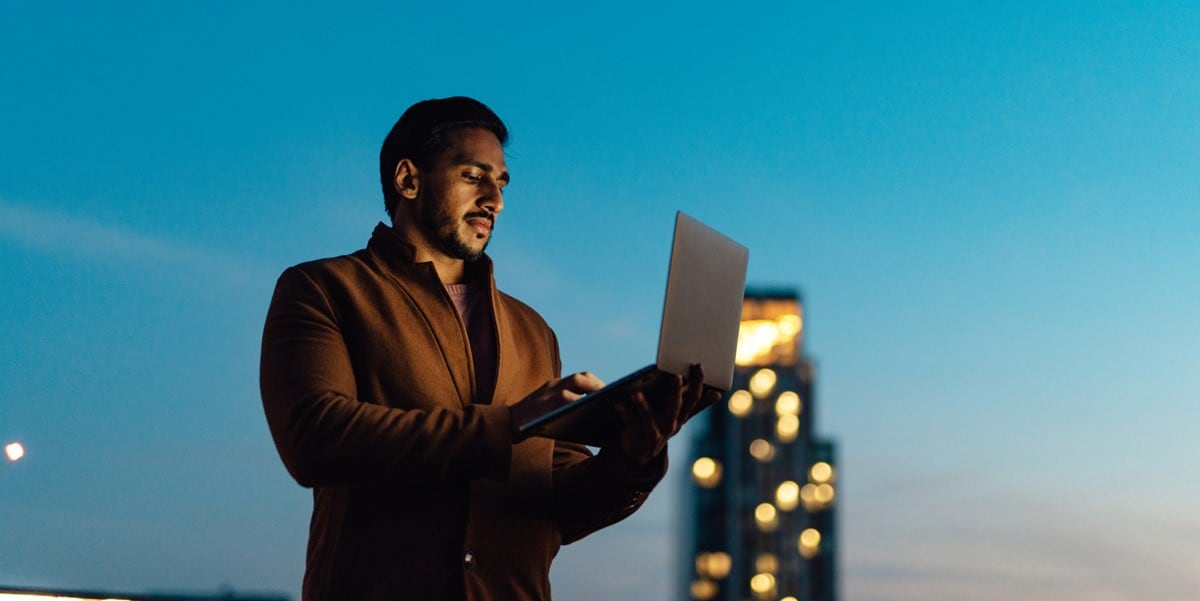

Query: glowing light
736 320 783 366
748 368 777 398
692 457 722 488
0 595 132 601
754 502 778 531
728 390 753 417
798 528 822 558
775 480 800 511
810 461 835 483
735 305 803 367
749 572 776 596
690 579 718 600
5 442 24 462
755 552 778 574
800 483 832 511
781 597 799 601
695 551 732 579
748 439 775 462
775 391 801 416
777 313 801 336
776 414 799 443
815 483 835 504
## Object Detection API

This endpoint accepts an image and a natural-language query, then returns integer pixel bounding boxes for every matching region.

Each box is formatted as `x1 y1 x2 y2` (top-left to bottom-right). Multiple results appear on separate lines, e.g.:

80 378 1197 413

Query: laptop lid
655 211 748 391
515 211 748 445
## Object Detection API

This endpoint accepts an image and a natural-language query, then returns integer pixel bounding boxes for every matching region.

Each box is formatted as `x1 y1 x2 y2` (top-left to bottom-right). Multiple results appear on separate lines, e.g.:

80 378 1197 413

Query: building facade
681 289 838 601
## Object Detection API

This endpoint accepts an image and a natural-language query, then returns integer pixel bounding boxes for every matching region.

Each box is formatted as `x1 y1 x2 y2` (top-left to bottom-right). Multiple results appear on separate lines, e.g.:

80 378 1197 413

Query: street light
5 441 24 462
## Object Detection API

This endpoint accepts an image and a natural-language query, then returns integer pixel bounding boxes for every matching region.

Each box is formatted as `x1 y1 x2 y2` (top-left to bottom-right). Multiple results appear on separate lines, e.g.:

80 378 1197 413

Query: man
260 96 714 600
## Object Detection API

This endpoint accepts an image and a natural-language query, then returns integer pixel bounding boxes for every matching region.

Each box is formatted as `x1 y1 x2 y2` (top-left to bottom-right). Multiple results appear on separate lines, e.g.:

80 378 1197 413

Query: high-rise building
680 289 838 601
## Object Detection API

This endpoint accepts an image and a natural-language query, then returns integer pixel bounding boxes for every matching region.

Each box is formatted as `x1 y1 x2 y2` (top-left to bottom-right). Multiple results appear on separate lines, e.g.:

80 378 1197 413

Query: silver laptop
515 211 749 446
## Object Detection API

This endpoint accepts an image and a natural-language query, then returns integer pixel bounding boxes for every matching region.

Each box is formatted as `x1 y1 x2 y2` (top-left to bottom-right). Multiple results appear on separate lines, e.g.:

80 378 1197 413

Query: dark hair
379 96 509 218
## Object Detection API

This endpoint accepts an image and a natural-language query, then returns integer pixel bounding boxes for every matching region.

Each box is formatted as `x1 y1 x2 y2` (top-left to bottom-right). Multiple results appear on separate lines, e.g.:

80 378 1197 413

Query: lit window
748 369 777 398
810 461 834 483
798 528 821 558
735 300 803 367
815 483 835 504
800 483 821 511
692 457 722 488
728 390 753 417
695 551 732 579
755 552 778 574
690 578 719 600
776 414 799 443
775 391 801 416
748 439 775 462
775 480 800 511
749 572 776 598
754 503 778 531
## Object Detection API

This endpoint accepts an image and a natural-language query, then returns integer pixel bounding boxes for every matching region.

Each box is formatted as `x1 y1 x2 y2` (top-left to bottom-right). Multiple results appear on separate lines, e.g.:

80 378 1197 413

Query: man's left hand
610 364 722 469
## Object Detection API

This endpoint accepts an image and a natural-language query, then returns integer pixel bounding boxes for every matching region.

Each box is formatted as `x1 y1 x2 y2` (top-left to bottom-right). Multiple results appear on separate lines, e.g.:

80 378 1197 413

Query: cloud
844 473 1200 601
0 199 267 287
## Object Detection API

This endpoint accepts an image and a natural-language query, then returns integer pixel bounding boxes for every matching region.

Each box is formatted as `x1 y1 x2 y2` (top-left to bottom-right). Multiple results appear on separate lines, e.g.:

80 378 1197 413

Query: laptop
514 211 749 446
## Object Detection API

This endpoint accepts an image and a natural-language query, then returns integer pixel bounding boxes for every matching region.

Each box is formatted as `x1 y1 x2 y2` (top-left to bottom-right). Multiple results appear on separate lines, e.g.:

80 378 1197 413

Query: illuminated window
695 551 732 579
692 457 722 488
5 442 24 462
690 579 719 600
755 552 778 574
736 295 803 367
748 368 777 398
776 414 799 443
800 482 833 511
774 391 801 416
749 572 776 598
798 528 821 558
728 390 753 417
775 480 800 511
815 483 835 505
754 503 778 531
810 461 834 483
748 439 775 462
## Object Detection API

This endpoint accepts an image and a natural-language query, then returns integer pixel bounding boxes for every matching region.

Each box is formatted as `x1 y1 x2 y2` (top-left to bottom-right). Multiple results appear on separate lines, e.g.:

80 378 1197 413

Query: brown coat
260 224 661 601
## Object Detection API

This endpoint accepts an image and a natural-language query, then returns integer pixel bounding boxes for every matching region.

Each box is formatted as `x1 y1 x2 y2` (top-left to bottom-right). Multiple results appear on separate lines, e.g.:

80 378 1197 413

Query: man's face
416 127 508 263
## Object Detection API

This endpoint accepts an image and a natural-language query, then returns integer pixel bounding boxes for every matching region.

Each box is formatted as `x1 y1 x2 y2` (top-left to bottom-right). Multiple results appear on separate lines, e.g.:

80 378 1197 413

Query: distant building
680 289 838 601
0 586 291 601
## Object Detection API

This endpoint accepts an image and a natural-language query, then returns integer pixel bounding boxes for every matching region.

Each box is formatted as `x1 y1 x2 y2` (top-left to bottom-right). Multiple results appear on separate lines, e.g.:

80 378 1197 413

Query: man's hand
509 372 606 436
611 364 722 469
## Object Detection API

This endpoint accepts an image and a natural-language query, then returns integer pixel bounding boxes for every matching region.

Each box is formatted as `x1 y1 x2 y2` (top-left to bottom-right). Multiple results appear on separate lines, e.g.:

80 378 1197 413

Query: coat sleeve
259 266 513 489
551 442 668 544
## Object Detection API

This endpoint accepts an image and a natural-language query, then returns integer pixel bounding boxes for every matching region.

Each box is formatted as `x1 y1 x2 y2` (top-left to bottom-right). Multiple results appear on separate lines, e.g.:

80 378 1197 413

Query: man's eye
462 172 482 183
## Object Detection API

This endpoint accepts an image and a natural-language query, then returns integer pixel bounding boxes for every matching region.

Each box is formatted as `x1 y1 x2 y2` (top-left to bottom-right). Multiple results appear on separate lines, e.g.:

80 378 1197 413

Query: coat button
463 551 476 569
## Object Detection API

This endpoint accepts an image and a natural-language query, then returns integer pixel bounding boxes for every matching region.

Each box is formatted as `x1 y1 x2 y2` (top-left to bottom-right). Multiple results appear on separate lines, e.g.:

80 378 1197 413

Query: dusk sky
2 2 1198 600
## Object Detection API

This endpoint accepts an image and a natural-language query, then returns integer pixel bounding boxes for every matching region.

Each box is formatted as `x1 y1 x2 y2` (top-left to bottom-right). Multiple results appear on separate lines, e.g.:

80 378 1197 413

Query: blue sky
2 2 1198 600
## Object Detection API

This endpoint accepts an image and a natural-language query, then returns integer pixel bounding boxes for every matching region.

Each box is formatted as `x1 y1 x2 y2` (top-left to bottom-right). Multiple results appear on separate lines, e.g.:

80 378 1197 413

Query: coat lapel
489 286 517 407
367 223 475 408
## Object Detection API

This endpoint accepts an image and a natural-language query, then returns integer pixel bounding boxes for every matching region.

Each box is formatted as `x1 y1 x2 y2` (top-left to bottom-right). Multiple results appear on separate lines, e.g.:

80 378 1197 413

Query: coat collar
366 222 496 283
365 222 516 407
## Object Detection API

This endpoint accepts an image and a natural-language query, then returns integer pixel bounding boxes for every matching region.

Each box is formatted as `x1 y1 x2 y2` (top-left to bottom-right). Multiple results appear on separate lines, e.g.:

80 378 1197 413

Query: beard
420 199 492 263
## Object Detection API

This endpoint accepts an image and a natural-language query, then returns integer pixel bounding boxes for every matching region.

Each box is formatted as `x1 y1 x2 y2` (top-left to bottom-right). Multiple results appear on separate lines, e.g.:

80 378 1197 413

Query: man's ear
394 159 420 200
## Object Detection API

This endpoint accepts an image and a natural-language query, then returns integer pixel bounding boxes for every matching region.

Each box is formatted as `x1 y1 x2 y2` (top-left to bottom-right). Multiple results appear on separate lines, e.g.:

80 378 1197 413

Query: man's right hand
508 372 605 437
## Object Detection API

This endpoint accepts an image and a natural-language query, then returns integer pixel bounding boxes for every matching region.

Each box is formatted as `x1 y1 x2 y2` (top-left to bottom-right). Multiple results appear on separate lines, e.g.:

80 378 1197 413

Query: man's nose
480 180 504 214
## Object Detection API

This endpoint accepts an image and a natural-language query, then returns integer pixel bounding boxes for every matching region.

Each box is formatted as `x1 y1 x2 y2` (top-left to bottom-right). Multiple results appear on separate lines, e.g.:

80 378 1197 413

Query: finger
679 363 705 421
648 379 681 435
698 388 722 411
625 392 666 454
561 371 606 394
